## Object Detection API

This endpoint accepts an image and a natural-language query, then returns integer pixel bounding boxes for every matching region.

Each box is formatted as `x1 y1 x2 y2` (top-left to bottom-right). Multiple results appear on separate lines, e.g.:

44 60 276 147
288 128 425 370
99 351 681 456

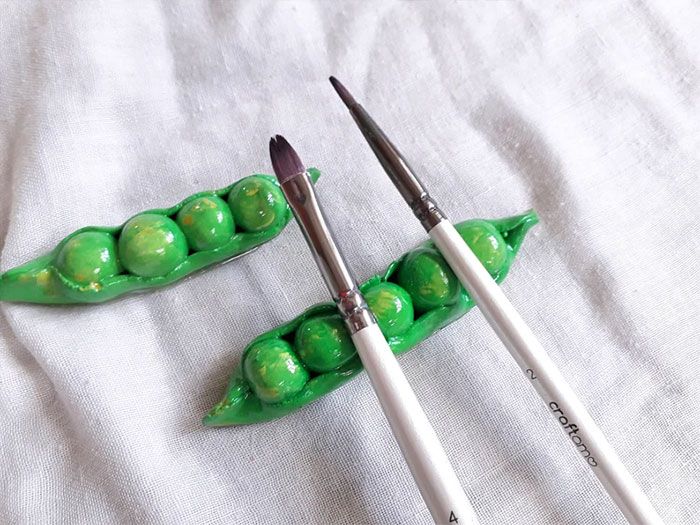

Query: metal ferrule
337 288 376 334
280 172 376 334
409 193 446 232
349 104 447 232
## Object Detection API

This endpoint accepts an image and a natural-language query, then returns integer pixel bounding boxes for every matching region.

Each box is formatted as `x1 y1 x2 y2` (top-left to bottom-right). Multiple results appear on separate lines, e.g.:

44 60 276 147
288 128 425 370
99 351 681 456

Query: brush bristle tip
269 134 306 184
329 76 357 108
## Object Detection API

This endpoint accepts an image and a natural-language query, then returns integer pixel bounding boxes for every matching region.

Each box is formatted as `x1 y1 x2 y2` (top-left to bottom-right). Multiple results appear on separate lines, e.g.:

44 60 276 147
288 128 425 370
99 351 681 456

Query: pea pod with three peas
204 210 538 427
0 169 320 304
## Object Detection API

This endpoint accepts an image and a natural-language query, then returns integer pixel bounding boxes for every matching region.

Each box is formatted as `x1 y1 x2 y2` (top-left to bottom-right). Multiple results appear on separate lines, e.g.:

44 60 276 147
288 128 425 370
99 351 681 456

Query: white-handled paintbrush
329 76 663 525
270 135 479 525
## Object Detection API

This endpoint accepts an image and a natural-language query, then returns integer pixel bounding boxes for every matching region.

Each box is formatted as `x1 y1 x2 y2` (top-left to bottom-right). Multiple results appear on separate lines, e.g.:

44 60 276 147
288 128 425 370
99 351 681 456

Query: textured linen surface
0 1 698 524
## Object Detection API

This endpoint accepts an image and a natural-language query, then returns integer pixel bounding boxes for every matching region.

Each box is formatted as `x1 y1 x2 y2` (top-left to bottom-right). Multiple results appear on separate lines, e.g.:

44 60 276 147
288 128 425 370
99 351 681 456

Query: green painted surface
54 231 122 285
228 177 287 233
176 196 235 252
204 210 538 427
364 282 415 338
243 339 310 404
396 247 461 312
295 314 356 373
0 170 320 304
454 219 508 276
118 214 189 278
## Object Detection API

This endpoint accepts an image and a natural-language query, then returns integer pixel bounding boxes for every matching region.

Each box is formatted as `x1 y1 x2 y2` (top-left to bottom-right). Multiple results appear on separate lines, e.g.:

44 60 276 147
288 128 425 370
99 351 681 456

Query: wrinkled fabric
1 1 698 524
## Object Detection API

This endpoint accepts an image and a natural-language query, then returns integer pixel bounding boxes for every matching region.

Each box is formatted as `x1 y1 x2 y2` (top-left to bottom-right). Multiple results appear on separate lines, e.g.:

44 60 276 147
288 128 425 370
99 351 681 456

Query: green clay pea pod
243 338 310 404
295 314 356 373
54 231 122 285
0 169 322 304
364 282 415 338
204 211 539 426
396 247 460 312
118 214 188 278
176 196 235 251
454 220 507 276
228 176 287 232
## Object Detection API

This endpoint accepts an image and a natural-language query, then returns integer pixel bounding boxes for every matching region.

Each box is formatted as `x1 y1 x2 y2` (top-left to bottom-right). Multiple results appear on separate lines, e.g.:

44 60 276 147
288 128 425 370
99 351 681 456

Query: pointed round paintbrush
270 135 479 525
329 76 663 525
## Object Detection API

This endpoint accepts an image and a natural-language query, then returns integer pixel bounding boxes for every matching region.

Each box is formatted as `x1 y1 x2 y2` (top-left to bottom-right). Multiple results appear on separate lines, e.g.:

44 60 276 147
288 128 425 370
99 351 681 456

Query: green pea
454 220 507 276
295 314 356 372
55 231 121 285
244 338 309 404
364 282 415 337
396 247 460 312
118 214 188 278
228 176 287 232
176 196 235 251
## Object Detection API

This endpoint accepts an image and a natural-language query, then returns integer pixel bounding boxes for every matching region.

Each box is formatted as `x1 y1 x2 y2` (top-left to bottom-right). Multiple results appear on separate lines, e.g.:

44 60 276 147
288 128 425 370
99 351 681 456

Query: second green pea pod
0 170 320 304
205 210 538 427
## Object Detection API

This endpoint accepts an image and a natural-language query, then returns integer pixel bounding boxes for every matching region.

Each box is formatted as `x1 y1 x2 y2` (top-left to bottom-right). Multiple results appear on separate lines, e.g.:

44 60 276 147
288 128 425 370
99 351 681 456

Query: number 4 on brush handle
350 323 479 525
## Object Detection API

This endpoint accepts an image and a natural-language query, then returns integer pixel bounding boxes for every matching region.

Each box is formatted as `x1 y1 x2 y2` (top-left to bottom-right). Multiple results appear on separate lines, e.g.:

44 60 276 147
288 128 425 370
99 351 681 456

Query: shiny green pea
118 214 188 278
454 220 507 276
364 282 415 337
228 176 287 233
176 196 235 251
244 338 310 404
396 247 460 312
295 314 356 372
204 211 539 426
0 170 322 304
55 231 122 285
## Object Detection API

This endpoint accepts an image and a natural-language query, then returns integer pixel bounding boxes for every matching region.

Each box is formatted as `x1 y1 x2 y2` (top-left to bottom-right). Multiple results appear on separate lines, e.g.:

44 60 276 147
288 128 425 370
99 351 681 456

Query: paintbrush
329 76 663 525
270 135 478 525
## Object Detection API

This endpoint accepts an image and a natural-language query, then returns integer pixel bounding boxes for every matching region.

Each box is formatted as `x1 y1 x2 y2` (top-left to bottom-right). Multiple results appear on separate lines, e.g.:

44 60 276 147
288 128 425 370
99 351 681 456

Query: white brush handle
351 323 478 524
430 221 662 524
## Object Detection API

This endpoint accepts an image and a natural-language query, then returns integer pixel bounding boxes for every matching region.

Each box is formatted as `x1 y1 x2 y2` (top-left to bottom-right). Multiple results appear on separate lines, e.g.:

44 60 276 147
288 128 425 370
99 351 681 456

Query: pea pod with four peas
0 169 320 304
204 210 538 427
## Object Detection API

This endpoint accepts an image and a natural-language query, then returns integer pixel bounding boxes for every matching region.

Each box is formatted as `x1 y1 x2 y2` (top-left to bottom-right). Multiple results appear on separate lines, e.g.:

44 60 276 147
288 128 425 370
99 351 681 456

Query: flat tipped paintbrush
270 135 479 525
330 77 663 525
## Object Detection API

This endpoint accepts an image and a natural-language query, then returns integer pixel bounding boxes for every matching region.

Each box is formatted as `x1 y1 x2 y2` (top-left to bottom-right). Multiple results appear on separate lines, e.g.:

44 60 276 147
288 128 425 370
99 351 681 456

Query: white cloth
1 1 698 523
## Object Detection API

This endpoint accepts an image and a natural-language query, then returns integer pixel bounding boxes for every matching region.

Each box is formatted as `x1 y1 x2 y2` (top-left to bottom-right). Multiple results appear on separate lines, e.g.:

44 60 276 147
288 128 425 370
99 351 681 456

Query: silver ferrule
410 193 446 232
280 172 376 334
349 104 447 231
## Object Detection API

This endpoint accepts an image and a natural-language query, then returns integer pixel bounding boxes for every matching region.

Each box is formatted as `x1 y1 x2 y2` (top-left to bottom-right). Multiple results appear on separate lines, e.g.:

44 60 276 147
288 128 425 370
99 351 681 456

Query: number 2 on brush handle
523 365 599 468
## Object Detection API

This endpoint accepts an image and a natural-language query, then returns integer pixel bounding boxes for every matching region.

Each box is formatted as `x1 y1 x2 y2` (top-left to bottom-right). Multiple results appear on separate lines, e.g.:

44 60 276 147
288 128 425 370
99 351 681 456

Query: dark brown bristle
329 76 358 109
269 135 306 184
